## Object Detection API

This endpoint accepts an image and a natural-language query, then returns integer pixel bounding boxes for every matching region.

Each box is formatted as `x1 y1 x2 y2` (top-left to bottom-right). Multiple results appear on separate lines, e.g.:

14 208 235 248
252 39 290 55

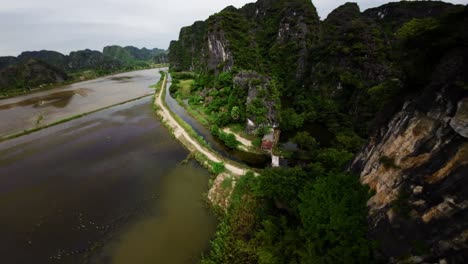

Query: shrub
211 125 220 136
397 18 439 41
169 83 179 94
219 132 239 149
211 162 226 174
253 138 262 148
230 106 240 121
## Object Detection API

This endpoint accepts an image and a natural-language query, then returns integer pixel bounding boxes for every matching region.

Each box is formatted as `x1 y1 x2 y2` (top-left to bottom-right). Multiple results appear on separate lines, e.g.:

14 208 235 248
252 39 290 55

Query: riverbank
169 77 263 155
154 73 251 175
154 72 259 207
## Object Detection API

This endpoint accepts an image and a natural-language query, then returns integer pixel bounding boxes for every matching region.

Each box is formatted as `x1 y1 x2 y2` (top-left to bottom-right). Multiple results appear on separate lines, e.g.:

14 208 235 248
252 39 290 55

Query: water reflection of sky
0 68 162 138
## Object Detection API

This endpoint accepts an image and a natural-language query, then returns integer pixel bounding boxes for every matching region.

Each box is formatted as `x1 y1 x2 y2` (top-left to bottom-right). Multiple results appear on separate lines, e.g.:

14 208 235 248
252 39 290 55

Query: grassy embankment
154 71 257 176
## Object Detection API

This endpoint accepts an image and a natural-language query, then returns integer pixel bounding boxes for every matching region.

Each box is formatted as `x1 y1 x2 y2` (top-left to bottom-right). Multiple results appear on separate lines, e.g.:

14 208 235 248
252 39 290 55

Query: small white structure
272 155 280 167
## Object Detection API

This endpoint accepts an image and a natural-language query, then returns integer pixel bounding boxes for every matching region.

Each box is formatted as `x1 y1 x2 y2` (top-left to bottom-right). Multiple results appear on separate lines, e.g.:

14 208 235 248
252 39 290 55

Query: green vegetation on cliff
170 0 468 262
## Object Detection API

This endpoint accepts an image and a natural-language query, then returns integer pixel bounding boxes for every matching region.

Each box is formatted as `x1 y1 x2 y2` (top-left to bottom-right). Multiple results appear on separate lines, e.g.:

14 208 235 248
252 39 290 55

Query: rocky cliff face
351 11 468 260
170 1 468 261
233 71 280 127
169 21 207 71
169 0 320 81
205 13 235 72
68 49 121 71
352 87 467 264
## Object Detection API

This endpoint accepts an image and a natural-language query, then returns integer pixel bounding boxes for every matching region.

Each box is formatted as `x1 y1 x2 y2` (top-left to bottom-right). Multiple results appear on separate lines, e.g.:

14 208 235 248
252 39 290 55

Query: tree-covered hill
0 45 168 95
169 0 468 262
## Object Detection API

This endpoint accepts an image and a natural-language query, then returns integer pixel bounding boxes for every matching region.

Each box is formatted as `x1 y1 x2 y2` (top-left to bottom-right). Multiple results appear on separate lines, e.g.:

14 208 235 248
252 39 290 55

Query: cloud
0 0 467 56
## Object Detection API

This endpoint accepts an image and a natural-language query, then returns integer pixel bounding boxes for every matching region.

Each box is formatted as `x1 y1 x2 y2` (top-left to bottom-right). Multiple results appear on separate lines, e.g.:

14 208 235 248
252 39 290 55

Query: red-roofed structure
261 140 273 150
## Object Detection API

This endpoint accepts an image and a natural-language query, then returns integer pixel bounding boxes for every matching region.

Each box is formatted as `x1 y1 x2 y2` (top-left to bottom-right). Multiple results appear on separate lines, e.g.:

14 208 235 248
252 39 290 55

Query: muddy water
0 98 217 264
0 68 163 138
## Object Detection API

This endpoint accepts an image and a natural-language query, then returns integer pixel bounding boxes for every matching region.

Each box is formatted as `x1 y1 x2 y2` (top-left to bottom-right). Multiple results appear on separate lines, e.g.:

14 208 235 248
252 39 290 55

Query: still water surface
0 97 217 263
0 69 161 138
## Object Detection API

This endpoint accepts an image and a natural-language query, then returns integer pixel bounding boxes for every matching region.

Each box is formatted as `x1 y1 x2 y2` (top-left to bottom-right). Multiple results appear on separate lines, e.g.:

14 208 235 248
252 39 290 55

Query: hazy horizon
1 0 467 56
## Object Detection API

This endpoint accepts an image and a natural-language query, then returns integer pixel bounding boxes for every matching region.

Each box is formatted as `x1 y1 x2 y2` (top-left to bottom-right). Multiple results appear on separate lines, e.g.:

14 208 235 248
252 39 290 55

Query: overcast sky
1 0 467 56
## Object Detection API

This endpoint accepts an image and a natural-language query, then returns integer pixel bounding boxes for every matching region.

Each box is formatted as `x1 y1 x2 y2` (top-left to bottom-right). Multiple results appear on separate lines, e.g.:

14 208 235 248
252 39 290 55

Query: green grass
178 79 194 98
221 176 234 190
160 75 211 149
172 78 211 128
210 161 226 174
184 103 211 127
226 123 256 141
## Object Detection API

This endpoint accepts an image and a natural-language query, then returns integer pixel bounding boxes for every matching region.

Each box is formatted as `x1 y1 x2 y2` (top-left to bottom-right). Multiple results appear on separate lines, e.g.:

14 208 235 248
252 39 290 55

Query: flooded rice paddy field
0 69 161 138
0 93 216 263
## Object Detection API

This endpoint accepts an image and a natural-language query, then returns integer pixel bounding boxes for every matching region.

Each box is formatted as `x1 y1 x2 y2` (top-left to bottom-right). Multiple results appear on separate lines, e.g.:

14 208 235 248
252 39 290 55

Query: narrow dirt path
222 128 252 147
155 74 247 176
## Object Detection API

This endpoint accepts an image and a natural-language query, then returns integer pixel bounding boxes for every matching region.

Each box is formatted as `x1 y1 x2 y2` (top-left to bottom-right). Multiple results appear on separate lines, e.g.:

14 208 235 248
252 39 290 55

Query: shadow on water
108 76 134 82
0 88 92 110
164 77 270 169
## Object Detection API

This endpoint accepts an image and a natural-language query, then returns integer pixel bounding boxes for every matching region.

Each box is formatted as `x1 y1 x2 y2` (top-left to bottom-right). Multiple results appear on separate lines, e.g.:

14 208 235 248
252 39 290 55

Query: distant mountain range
0 45 168 96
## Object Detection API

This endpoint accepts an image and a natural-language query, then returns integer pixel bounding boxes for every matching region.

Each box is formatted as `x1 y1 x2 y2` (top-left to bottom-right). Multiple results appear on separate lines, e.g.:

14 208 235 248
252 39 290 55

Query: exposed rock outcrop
68 49 121 71
169 0 320 82
234 71 280 128
351 29 468 262
168 21 207 72
206 18 234 72
352 95 468 261
170 1 468 261
450 98 468 138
